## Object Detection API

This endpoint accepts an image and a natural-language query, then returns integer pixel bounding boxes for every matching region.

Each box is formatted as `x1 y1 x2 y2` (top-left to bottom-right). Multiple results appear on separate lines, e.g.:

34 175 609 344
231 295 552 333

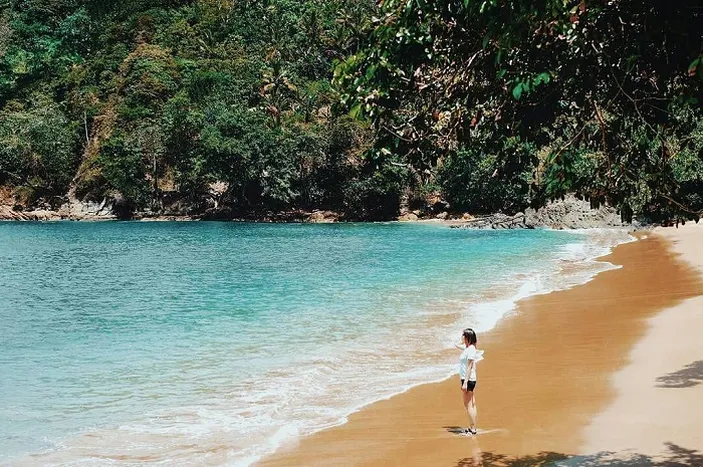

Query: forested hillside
0 0 391 219
0 0 701 222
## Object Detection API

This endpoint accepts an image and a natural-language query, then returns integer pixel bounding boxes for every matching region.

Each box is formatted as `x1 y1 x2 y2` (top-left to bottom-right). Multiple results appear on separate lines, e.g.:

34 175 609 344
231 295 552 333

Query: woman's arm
462 362 470 389
467 359 475 376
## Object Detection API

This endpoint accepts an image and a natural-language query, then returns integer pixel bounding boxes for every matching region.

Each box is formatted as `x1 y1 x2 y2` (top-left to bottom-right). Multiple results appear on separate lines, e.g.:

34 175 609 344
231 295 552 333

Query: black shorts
461 379 476 391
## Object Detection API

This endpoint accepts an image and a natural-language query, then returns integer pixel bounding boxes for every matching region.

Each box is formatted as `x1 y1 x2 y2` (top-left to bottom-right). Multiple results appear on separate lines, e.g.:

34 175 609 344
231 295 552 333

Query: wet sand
259 231 703 466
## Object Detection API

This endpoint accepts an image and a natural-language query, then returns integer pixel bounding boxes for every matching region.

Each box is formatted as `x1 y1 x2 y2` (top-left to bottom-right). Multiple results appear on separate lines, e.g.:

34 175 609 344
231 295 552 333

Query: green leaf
532 72 551 87
512 83 523 100
349 103 362 119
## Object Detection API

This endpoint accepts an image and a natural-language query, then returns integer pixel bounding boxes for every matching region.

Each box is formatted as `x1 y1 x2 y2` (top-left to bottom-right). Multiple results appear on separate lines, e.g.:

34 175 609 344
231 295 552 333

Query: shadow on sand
446 426 470 435
656 360 703 388
455 442 703 466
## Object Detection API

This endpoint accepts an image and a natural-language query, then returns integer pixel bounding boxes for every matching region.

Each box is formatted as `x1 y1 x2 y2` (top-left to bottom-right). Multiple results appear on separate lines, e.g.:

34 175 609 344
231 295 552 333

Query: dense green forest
0 0 701 221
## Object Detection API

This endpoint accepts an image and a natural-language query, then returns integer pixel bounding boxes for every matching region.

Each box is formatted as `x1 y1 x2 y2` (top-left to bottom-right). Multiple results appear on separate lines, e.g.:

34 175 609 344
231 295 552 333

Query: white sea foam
454 229 634 342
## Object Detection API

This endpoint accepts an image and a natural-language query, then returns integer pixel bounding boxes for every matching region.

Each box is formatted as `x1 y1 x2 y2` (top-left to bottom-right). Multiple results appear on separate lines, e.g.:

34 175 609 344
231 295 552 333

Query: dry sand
581 223 703 463
259 229 703 466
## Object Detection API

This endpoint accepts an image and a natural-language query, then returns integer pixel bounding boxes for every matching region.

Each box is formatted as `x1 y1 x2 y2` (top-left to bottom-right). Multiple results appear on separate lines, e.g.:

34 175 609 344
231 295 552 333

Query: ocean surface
0 221 631 465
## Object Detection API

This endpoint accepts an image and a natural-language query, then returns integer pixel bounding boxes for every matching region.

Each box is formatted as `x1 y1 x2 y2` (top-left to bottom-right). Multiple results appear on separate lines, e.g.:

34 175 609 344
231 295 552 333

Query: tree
0 97 79 204
336 0 703 221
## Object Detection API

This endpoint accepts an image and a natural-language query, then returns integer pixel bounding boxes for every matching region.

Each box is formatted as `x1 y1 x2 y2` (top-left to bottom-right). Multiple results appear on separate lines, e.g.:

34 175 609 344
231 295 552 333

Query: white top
458 344 483 381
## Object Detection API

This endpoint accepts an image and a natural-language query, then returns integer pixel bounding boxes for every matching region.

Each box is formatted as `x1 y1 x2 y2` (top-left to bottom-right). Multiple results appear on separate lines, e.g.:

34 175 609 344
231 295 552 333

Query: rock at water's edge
308 210 339 223
451 195 635 230
524 195 631 229
397 212 419 222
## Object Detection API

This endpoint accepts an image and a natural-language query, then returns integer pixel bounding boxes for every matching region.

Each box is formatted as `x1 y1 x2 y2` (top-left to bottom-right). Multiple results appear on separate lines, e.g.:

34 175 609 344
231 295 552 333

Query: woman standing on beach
456 328 483 435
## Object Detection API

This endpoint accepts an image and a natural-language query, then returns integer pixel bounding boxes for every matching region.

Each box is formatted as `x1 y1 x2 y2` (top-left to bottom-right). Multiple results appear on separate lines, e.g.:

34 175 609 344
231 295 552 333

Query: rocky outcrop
524 195 632 229
307 210 340 223
452 212 530 229
0 205 62 221
450 195 636 230
397 212 419 221
57 197 117 220
0 198 117 221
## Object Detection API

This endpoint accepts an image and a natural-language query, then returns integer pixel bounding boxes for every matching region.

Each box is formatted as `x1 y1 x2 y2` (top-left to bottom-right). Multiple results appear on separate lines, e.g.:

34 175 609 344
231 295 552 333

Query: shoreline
0 214 650 233
258 229 703 466
0 194 637 229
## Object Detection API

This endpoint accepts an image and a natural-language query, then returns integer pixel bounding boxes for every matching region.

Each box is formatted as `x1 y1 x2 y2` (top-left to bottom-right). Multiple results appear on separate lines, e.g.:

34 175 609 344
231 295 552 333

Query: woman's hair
463 328 477 346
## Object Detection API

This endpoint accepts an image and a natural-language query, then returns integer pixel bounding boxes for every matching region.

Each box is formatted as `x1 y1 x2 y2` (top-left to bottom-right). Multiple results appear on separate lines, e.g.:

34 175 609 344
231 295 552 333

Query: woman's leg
467 391 477 432
461 385 470 433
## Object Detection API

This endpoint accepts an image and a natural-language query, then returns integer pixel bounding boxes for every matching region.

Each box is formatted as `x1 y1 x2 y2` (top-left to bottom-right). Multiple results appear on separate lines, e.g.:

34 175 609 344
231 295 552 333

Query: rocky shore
0 201 343 223
0 198 117 221
447 195 636 230
0 194 637 229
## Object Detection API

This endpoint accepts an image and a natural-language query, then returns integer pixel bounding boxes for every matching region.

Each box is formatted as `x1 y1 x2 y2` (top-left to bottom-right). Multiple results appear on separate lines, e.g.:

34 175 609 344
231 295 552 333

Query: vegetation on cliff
0 0 701 222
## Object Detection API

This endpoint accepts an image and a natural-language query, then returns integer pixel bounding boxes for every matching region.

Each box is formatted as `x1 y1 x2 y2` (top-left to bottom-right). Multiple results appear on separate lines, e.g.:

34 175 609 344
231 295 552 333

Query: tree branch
662 194 703 216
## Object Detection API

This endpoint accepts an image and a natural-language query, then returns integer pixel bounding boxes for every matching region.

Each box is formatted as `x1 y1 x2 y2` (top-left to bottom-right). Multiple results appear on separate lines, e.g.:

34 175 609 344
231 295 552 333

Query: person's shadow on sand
445 426 469 435
444 426 506 436
656 360 703 388
454 442 703 466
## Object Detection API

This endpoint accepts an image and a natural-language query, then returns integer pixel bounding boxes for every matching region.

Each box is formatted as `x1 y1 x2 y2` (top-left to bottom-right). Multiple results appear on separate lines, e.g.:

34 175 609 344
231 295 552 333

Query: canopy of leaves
336 0 703 221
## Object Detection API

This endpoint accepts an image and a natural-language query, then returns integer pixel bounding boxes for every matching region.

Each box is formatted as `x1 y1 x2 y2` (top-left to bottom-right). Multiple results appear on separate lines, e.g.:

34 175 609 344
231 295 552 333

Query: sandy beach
581 223 703 463
260 226 703 466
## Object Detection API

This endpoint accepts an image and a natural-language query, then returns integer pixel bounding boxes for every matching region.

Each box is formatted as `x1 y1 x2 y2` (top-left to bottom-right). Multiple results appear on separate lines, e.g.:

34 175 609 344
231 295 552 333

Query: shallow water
0 222 630 465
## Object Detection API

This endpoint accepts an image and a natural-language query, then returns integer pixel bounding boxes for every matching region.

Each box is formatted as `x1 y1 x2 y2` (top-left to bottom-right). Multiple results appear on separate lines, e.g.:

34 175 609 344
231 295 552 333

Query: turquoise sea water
0 222 630 465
